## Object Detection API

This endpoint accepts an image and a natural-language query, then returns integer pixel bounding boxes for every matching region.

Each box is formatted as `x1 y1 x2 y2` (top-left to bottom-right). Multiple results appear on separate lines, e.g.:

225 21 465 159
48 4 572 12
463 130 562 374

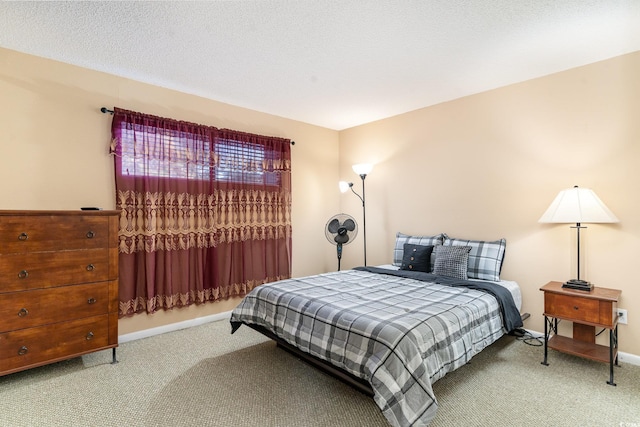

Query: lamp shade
352 163 373 176
538 186 619 224
338 181 352 193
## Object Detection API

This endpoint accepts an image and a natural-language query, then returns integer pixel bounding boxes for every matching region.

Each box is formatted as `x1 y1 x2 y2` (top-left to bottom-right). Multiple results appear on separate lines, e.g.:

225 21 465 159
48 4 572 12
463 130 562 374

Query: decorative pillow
432 245 472 279
393 232 444 268
400 244 434 272
443 234 506 281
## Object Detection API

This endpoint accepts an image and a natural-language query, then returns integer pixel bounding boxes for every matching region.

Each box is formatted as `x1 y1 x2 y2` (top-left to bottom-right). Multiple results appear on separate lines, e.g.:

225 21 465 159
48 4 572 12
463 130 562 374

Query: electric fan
325 213 358 271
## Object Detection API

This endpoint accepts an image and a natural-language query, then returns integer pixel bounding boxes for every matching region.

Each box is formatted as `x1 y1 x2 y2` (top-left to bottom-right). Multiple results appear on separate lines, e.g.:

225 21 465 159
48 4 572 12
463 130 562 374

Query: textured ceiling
1 1 639 130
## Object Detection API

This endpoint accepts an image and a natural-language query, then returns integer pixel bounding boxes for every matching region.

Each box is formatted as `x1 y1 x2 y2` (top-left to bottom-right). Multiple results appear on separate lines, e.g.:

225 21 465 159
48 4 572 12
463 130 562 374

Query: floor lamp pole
360 174 367 266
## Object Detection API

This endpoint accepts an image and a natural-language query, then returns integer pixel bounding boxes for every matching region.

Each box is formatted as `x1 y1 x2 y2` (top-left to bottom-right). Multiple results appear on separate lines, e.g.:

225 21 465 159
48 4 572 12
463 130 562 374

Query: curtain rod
100 106 295 145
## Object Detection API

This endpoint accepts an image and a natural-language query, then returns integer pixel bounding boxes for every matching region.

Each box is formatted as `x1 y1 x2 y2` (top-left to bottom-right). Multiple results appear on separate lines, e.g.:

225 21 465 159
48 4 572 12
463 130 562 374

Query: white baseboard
618 351 640 366
118 310 232 344
524 328 640 366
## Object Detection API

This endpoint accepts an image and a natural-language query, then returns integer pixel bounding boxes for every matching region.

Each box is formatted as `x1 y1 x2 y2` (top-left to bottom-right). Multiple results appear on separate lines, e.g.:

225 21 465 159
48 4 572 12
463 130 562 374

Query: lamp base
562 279 593 291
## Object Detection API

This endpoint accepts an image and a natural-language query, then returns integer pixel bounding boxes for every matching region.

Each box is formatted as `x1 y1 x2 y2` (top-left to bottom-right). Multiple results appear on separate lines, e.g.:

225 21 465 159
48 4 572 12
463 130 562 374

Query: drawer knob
18 308 29 317
18 346 28 356
86 231 95 239
86 264 95 271
87 297 97 304
574 306 579 310
18 270 29 279
86 332 94 340
18 232 28 241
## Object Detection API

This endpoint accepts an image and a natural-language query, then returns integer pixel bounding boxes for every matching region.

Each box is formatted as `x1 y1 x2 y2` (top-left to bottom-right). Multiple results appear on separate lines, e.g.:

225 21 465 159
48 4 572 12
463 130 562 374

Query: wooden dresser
0 210 119 376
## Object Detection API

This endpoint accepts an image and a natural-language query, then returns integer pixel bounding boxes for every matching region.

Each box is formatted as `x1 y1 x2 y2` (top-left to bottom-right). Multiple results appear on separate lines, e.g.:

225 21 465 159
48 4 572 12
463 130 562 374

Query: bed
230 233 523 427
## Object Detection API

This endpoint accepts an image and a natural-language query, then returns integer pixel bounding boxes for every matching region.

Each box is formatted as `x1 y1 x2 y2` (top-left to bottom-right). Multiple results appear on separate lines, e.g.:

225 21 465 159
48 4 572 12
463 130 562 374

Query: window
118 123 278 185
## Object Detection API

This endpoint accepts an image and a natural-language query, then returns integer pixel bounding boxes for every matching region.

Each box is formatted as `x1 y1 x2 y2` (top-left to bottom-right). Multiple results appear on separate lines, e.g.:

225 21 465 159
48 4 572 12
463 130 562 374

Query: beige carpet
1 320 638 427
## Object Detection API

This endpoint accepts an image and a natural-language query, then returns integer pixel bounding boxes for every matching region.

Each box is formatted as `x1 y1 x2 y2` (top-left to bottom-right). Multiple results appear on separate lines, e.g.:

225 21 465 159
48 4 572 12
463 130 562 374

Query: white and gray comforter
230 267 522 427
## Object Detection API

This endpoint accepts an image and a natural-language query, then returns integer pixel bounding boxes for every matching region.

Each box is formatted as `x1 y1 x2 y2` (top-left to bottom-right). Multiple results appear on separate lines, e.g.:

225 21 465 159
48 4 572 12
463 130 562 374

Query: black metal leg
607 328 616 386
111 347 119 365
542 315 549 366
614 325 619 366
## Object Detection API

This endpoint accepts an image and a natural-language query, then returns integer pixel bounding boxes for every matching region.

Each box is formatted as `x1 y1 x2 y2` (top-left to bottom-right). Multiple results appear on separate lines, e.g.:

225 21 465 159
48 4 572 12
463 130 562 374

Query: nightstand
540 281 621 386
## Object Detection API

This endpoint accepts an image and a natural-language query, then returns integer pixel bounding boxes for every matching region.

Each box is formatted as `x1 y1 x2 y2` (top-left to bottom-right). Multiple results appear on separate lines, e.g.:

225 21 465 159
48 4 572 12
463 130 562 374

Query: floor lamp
538 185 619 291
339 163 373 266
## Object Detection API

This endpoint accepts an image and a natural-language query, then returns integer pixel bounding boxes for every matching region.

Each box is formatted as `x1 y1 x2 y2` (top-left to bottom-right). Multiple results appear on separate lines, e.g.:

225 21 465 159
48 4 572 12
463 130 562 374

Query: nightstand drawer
544 293 601 323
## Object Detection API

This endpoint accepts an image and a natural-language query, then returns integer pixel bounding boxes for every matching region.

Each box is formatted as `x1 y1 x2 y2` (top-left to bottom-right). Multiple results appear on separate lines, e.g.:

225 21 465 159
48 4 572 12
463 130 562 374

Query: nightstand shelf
540 281 621 386
547 335 611 363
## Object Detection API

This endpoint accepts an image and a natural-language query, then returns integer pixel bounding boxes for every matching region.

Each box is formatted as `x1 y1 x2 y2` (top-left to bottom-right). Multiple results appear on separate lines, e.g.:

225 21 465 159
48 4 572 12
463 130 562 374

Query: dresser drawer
0 315 109 374
0 248 109 292
0 282 110 333
0 215 109 254
544 293 602 324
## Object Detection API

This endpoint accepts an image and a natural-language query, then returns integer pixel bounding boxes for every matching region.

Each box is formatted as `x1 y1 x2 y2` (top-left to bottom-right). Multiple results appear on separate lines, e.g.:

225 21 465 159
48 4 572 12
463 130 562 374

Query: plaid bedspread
230 268 514 427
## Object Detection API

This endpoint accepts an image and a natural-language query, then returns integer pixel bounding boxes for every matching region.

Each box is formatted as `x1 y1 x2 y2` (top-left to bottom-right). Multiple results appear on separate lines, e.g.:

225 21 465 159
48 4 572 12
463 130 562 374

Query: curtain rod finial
101 107 114 114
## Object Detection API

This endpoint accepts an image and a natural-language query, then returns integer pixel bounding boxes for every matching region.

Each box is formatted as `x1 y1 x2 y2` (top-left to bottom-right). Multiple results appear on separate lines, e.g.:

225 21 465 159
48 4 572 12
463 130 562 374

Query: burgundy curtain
109 108 292 316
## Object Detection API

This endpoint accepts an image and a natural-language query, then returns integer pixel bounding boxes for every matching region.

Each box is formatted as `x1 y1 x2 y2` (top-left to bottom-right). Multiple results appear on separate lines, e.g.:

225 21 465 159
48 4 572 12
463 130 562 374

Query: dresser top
0 210 119 216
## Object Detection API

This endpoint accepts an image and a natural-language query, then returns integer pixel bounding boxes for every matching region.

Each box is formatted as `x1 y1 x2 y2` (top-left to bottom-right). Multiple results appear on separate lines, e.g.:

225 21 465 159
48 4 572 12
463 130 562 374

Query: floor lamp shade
352 163 373 176
538 186 618 289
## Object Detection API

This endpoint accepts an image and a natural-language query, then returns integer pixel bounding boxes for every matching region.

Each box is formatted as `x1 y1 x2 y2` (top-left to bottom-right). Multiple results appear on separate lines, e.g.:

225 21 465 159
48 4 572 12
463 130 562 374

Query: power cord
510 328 543 346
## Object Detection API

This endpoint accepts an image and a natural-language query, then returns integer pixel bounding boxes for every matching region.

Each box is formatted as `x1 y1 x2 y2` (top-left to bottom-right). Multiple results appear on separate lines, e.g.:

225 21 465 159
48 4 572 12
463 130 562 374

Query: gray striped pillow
443 235 506 281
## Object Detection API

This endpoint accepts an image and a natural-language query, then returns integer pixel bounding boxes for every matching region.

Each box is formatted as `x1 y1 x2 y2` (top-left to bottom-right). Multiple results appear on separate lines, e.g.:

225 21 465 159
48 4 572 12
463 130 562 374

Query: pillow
443 234 506 281
432 245 472 279
400 244 434 272
393 232 444 268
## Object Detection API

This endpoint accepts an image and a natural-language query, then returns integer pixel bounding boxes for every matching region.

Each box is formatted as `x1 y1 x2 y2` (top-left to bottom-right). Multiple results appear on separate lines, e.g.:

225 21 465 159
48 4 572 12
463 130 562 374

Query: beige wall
2 46 639 357
338 51 640 356
0 47 339 335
